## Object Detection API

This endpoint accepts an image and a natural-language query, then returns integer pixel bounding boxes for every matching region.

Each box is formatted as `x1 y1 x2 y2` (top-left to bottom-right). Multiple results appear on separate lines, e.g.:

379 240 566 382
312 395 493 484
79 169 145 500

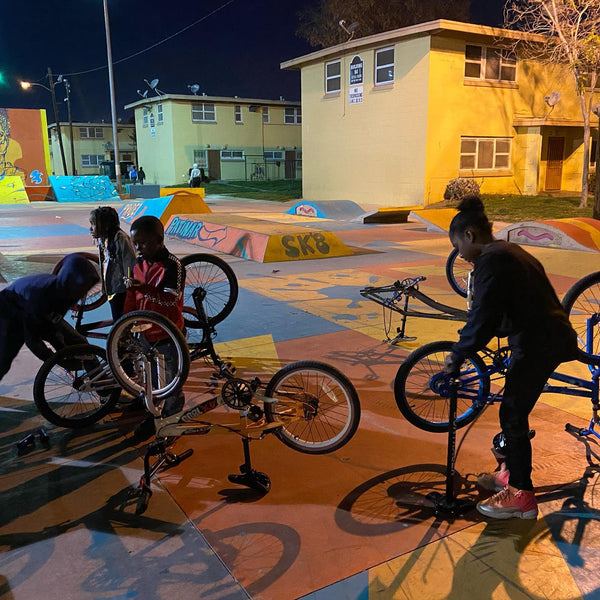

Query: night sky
0 0 505 124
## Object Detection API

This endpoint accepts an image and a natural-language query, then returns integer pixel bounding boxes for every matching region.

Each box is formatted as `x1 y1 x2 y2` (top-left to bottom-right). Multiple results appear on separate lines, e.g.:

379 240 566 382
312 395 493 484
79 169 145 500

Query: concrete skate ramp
286 200 364 220
496 217 600 252
164 213 353 262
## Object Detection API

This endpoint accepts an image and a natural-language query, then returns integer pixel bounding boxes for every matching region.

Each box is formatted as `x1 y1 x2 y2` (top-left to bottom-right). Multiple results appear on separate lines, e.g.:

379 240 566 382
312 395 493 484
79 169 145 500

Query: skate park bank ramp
164 213 354 262
119 193 211 227
286 199 365 220
0 176 29 204
496 217 600 252
49 175 119 202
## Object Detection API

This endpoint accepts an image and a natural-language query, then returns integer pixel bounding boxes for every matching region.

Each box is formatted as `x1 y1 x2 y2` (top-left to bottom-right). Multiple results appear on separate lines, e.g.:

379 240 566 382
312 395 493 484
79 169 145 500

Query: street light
20 69 68 175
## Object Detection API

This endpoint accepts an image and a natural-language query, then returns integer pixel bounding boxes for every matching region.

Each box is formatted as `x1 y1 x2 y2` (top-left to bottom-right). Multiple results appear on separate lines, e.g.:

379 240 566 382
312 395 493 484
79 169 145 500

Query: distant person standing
137 167 146 185
129 165 138 183
189 163 201 188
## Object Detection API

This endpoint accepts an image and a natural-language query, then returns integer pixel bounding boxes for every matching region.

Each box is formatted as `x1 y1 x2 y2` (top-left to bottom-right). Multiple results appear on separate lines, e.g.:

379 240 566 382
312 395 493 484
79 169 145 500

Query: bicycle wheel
445 248 471 298
106 310 190 401
264 361 361 454
561 271 600 357
181 253 238 328
33 344 120 428
394 340 489 433
52 252 107 311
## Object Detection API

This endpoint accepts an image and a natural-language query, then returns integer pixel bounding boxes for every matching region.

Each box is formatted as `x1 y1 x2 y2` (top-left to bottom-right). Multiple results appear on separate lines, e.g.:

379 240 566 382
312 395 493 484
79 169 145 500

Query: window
464 45 516 82
81 154 104 167
264 150 284 161
460 137 511 170
221 150 243 160
375 47 394 85
192 103 216 122
235 105 242 123
193 149 208 169
262 107 269 124
325 60 341 93
284 107 302 124
157 103 163 124
79 127 103 139
143 108 149 128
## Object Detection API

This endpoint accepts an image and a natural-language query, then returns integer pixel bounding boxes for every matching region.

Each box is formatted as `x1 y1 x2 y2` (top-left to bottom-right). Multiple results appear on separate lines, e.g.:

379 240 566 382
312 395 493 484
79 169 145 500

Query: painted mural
49 175 119 202
0 108 51 186
0 175 29 204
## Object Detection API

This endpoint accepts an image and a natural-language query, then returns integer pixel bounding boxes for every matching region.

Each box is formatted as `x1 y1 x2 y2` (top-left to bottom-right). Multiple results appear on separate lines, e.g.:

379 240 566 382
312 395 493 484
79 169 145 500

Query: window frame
464 44 517 83
81 154 104 167
262 107 269 124
79 126 103 139
220 150 244 161
325 59 342 94
234 104 243 123
157 103 163 124
375 46 395 86
193 149 208 169
459 136 512 171
263 150 284 161
142 108 149 128
191 103 217 123
284 107 302 125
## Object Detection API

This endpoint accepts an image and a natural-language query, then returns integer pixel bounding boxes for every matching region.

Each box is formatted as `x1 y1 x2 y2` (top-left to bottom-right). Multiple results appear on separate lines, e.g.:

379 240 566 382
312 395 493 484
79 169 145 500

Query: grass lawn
439 194 596 223
164 179 303 202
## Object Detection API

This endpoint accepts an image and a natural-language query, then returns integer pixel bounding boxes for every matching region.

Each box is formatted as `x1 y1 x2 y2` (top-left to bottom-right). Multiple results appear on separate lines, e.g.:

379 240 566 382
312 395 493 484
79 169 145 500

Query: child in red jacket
124 215 186 441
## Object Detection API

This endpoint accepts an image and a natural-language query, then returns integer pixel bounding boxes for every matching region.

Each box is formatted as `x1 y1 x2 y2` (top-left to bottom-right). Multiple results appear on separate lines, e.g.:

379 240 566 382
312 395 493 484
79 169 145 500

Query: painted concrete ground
1 199 600 600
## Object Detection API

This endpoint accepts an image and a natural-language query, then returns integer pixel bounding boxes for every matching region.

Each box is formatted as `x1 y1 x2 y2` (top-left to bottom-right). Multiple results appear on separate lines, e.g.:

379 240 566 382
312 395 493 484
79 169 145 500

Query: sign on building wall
349 55 363 104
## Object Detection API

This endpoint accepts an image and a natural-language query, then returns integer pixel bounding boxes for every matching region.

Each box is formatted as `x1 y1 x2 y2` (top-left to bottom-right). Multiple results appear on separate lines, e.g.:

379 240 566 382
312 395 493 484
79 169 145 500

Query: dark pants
190 176 202 188
108 293 127 321
500 351 562 491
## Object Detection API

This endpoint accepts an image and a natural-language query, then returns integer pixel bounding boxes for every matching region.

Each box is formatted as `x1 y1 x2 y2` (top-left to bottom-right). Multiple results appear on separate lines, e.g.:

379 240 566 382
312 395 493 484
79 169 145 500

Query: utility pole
63 78 76 175
48 67 68 175
103 0 121 193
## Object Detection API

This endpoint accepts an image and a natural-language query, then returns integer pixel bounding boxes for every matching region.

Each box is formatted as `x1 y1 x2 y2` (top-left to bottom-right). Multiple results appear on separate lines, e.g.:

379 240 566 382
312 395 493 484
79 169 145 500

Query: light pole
103 0 121 193
21 70 68 175
593 103 600 220
58 75 76 176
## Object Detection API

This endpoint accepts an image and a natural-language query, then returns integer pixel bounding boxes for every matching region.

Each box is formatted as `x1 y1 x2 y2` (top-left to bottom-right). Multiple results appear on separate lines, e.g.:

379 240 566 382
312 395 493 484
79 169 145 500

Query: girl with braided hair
89 206 137 320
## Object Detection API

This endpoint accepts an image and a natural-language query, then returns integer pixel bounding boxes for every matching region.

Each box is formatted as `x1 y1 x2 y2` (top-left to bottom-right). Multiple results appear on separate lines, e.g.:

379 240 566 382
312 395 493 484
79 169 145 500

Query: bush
443 177 480 202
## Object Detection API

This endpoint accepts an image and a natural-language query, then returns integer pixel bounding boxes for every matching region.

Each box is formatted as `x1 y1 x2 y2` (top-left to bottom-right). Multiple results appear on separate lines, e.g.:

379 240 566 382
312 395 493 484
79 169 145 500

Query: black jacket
451 240 577 362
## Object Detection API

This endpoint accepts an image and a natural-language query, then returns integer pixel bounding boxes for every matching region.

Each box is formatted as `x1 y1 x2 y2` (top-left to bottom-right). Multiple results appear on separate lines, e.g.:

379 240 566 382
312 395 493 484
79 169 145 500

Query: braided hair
449 195 493 238
90 206 123 258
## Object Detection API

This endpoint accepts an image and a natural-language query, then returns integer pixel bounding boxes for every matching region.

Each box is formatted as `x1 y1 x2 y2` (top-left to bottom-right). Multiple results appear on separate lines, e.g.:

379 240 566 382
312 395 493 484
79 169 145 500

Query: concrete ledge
360 205 422 224
165 213 354 262
160 187 206 199
119 194 211 227
126 183 160 198
496 217 600 252
408 208 458 233
286 200 365 220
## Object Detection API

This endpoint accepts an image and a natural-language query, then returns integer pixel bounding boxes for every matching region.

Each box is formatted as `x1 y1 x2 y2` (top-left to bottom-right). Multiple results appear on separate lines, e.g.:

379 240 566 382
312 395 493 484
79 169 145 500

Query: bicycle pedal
16 433 37 455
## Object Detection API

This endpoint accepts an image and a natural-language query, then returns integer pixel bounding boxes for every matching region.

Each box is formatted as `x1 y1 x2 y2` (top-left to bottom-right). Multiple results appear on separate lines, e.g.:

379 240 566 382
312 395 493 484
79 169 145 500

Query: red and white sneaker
477 463 510 492
477 487 538 520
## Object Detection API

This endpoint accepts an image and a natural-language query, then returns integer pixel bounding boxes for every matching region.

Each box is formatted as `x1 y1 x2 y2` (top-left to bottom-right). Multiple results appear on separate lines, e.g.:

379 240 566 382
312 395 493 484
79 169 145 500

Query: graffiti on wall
0 108 51 185
49 175 119 202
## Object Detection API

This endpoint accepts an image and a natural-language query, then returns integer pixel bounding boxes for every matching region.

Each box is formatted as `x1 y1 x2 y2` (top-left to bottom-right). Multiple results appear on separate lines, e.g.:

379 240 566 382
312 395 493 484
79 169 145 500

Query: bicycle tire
106 310 190 400
52 252 107 311
180 253 238 327
394 340 489 433
561 271 600 357
33 344 120 428
445 248 471 298
264 361 360 454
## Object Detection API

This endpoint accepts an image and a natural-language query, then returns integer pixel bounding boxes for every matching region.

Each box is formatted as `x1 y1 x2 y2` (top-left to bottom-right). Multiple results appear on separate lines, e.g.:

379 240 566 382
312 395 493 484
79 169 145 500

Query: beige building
282 19 600 207
124 95 302 185
48 121 137 177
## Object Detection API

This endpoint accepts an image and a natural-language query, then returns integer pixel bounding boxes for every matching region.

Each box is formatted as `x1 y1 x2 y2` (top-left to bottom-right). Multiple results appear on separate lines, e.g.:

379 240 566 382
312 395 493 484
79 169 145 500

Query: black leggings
500 351 562 491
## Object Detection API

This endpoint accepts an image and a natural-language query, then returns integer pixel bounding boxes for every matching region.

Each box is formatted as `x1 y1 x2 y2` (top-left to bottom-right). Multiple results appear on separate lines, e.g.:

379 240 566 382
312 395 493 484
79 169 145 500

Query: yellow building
282 19 600 207
48 121 137 176
124 95 303 186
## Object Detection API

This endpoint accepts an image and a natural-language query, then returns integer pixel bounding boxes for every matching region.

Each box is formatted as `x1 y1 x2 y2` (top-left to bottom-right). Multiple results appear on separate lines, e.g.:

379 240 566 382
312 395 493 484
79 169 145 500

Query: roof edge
123 94 301 111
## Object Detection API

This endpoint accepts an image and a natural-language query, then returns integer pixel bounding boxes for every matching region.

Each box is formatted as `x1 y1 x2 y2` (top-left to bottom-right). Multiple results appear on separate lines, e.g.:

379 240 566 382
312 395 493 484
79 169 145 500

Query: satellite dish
137 89 148 98
104 141 113 151
148 78 159 90
339 19 359 39
188 84 200 95
544 91 561 107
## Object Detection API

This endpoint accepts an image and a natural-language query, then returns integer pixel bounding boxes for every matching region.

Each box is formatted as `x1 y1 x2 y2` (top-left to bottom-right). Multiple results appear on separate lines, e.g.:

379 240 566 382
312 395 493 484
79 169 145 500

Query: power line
59 0 235 78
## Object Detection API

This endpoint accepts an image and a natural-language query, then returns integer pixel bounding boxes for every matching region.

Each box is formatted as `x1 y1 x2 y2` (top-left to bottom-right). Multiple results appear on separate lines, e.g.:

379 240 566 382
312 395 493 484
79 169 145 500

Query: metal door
545 137 564 191
208 150 221 181
284 150 296 179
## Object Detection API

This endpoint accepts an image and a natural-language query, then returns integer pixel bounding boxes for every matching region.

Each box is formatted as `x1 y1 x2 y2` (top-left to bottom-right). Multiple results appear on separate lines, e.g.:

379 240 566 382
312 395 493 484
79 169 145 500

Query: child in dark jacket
0 253 100 380
90 206 137 320
445 196 577 520
123 215 186 441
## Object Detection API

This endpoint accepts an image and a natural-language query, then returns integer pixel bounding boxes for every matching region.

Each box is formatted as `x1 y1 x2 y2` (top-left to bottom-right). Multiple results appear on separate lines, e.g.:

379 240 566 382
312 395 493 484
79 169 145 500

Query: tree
296 0 470 48
504 0 600 214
